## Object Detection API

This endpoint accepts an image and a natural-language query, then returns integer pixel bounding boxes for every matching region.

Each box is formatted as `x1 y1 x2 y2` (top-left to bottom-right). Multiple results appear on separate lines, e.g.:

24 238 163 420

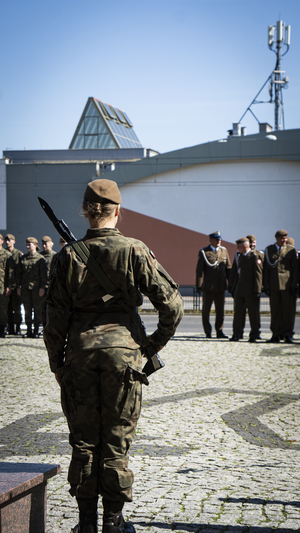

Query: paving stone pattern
0 331 300 533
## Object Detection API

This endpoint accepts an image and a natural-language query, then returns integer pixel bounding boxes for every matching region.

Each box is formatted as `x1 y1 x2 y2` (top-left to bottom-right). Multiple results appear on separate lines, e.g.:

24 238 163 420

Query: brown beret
26 237 39 250
286 237 294 246
41 236 52 243
84 179 121 204
5 234 15 241
236 237 249 245
246 234 256 242
59 237 66 243
275 229 288 238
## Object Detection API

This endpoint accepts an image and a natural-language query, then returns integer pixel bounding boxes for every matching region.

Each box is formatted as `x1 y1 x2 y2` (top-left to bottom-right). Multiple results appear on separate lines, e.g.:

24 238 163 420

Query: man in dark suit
196 231 231 339
264 230 298 343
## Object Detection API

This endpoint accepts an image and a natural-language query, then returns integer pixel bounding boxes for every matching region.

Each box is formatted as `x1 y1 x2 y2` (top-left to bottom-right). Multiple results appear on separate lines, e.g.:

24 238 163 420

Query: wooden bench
0 462 61 533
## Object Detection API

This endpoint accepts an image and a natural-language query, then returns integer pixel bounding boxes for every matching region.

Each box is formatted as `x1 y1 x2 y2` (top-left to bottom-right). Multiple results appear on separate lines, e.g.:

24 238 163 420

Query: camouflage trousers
21 288 43 327
57 345 148 502
7 289 22 325
0 294 9 325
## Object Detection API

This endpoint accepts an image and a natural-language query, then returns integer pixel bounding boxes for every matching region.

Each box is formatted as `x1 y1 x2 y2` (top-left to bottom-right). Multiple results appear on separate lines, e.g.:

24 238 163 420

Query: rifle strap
70 241 155 355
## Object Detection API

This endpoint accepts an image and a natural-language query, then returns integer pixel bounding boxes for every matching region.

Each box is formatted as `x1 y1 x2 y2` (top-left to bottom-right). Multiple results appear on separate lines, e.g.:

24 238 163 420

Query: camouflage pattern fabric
16 252 47 291
44 227 183 502
21 287 43 328
0 249 14 325
7 248 23 326
40 249 57 326
16 252 47 328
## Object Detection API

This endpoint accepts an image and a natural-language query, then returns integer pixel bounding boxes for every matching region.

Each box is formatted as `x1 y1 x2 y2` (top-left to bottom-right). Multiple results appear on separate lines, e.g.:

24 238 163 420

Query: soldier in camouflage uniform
5 234 23 335
39 235 57 327
44 179 184 533
0 234 14 338
16 237 47 338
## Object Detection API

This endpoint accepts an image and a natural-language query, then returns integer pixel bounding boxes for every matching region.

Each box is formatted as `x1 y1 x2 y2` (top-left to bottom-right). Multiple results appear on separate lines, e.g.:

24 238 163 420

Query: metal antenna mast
269 20 291 130
238 20 290 131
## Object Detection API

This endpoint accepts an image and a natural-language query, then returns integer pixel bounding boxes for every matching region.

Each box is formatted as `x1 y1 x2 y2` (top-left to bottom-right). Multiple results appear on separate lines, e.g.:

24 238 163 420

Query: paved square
0 329 299 532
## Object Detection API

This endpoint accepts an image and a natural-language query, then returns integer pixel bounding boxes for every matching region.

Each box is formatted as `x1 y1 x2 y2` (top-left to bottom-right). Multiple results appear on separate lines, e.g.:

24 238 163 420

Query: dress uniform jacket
44 228 183 502
196 245 231 292
264 244 298 291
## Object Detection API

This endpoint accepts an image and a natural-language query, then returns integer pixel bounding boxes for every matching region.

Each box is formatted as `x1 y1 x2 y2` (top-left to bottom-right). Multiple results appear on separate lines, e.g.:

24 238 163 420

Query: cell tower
238 20 291 131
268 21 291 130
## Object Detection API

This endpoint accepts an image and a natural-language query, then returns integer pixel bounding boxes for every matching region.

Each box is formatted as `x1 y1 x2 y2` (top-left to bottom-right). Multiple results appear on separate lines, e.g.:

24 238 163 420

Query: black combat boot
102 501 135 533
15 323 22 335
23 325 33 338
33 325 40 338
72 497 98 533
0 325 6 338
7 323 15 335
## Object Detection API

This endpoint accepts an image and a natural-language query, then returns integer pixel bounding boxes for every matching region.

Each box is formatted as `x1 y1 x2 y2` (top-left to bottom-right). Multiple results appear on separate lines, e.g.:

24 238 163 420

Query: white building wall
120 160 300 249
0 160 6 230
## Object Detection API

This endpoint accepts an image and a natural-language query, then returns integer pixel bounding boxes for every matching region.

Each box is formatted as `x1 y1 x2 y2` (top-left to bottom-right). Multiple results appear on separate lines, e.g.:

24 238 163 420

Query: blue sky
1 0 299 155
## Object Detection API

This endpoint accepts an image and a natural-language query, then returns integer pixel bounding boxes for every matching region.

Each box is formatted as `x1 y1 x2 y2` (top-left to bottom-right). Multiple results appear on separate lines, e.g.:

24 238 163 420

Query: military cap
236 237 249 245
286 237 294 246
209 231 221 240
59 237 66 244
275 229 288 238
84 179 122 204
26 237 40 250
246 234 256 242
41 235 52 243
5 234 15 241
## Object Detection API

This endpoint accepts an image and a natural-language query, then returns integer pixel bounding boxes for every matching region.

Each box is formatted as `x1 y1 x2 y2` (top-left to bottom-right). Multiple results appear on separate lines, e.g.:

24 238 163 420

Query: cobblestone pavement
0 327 300 533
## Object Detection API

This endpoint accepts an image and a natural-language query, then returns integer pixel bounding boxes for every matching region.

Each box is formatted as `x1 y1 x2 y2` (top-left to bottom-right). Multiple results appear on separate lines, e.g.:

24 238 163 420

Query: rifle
38 197 165 377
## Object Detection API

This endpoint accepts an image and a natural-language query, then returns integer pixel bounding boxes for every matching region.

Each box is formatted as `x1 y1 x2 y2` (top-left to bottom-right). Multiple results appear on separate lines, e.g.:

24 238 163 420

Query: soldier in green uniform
0 234 14 338
231 234 265 340
43 179 184 533
4 234 23 335
40 236 57 328
229 237 263 342
264 230 298 343
16 237 47 338
196 231 231 338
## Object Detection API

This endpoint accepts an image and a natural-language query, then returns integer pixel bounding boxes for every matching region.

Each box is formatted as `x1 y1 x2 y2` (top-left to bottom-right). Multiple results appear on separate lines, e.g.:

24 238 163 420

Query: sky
0 0 299 155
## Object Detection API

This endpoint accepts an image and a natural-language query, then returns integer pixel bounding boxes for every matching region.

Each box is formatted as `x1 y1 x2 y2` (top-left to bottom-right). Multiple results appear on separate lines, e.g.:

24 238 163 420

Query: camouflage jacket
40 250 57 287
44 228 184 373
8 248 23 289
0 248 14 295
16 252 48 291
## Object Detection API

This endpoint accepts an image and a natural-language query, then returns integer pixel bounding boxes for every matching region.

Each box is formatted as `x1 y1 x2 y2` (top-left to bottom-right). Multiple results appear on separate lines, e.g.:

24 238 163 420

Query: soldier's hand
147 335 164 353
17 287 21 297
39 288 45 297
5 287 11 296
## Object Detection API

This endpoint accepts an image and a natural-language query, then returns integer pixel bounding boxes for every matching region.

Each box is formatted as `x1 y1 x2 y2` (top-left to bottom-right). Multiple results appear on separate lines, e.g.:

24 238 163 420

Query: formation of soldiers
0 229 299 341
196 230 299 343
0 234 66 338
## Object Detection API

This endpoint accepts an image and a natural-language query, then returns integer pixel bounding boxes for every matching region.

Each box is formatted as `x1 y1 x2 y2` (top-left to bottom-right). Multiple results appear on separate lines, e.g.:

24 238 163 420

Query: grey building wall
3 162 98 251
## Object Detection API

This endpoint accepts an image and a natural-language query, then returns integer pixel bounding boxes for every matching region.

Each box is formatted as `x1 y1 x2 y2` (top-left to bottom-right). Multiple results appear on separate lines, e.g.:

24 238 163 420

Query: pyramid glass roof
69 98 143 150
